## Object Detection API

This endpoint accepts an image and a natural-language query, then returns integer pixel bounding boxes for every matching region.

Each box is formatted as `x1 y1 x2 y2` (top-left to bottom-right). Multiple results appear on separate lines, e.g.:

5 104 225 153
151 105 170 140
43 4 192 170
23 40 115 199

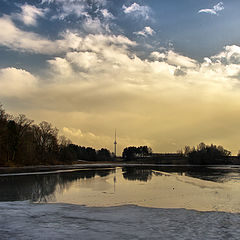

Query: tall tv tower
114 129 117 158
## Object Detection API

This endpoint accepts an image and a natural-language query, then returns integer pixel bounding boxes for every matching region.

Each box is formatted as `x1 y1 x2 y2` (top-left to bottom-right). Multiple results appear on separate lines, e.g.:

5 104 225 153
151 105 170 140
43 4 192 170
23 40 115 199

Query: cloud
63 127 84 137
198 2 224 15
59 2 87 19
47 34 139 82
0 68 38 97
45 33 138 82
0 6 139 55
42 0 106 5
41 0 107 19
123 3 150 19
211 45 240 64
150 51 166 60
63 127 97 139
100 9 114 19
17 4 46 26
66 51 101 70
82 17 109 33
47 57 73 79
0 15 64 54
174 67 187 77
150 50 197 68
134 26 155 37
166 50 198 68
76 34 137 53
199 45 240 79
45 35 240 97
0 15 125 54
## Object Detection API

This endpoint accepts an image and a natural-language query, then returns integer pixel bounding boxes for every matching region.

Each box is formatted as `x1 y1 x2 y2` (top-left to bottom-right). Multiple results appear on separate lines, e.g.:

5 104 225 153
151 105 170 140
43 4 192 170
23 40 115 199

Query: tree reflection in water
122 166 240 183
122 167 153 182
151 166 240 183
0 169 113 202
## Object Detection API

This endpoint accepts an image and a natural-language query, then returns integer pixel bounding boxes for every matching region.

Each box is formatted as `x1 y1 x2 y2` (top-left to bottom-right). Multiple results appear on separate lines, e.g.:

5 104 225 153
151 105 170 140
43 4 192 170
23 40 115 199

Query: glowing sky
1 0 240 154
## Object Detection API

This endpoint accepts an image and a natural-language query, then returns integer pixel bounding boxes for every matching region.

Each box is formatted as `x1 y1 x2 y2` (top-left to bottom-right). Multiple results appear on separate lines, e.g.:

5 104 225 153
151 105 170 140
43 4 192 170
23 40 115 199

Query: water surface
1 165 240 212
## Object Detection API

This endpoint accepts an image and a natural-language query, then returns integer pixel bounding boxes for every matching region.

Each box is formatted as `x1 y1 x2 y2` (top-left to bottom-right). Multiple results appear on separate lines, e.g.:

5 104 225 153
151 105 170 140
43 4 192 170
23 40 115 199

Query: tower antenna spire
114 129 117 158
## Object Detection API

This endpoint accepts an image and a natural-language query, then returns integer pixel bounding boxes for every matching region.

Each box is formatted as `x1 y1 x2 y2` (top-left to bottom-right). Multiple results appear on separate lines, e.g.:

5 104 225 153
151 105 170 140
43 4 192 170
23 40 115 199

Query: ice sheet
1 201 240 239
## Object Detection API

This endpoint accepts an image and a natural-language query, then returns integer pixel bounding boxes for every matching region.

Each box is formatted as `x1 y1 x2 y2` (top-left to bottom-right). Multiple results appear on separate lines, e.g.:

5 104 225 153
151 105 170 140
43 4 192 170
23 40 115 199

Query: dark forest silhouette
122 146 152 160
179 142 231 164
0 104 112 166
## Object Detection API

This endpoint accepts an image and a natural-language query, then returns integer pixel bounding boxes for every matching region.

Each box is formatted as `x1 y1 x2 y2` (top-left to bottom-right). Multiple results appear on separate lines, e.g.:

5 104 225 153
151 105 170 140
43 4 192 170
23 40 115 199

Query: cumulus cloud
47 57 73 79
45 35 240 95
0 13 137 55
200 45 240 79
134 26 155 37
198 2 224 15
211 45 240 64
45 33 138 82
47 34 140 82
76 34 137 53
123 3 150 19
66 51 101 70
151 50 197 68
150 51 166 60
17 4 46 26
0 68 38 97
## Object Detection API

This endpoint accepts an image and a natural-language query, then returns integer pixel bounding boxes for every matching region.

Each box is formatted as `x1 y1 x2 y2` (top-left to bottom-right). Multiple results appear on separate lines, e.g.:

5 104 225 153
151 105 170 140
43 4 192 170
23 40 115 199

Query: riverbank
1 162 240 176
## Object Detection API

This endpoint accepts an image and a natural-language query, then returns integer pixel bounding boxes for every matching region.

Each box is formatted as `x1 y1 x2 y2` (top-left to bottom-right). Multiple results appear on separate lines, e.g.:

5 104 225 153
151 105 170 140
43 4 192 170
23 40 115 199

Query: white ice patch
0 201 240 239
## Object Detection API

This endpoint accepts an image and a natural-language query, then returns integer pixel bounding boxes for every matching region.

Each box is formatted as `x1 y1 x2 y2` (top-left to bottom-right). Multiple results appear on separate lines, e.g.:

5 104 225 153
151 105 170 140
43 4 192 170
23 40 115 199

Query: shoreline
1 162 240 175
0 162 120 175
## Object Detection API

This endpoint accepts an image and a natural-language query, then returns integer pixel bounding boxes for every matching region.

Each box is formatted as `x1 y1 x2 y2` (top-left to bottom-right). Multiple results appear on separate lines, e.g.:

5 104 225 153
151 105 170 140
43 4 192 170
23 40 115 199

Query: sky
1 0 240 155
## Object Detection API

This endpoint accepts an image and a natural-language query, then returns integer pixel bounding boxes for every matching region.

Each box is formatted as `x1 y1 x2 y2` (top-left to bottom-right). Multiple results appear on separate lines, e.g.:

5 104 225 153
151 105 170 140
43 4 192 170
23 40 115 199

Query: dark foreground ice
1 202 240 240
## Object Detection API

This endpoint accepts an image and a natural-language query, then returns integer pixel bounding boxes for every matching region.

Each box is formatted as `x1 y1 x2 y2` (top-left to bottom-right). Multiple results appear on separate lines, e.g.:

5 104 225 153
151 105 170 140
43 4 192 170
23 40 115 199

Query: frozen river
1 165 240 239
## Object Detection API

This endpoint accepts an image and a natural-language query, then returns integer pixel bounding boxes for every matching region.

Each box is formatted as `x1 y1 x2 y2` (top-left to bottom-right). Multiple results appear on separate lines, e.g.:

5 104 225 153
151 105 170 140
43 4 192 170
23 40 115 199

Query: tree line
122 146 152 160
179 142 231 164
0 104 112 167
121 143 233 165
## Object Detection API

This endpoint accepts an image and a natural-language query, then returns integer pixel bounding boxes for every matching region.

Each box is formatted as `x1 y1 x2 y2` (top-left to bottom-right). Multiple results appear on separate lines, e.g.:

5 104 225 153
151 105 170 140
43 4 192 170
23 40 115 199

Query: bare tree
33 121 59 164
8 114 33 163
